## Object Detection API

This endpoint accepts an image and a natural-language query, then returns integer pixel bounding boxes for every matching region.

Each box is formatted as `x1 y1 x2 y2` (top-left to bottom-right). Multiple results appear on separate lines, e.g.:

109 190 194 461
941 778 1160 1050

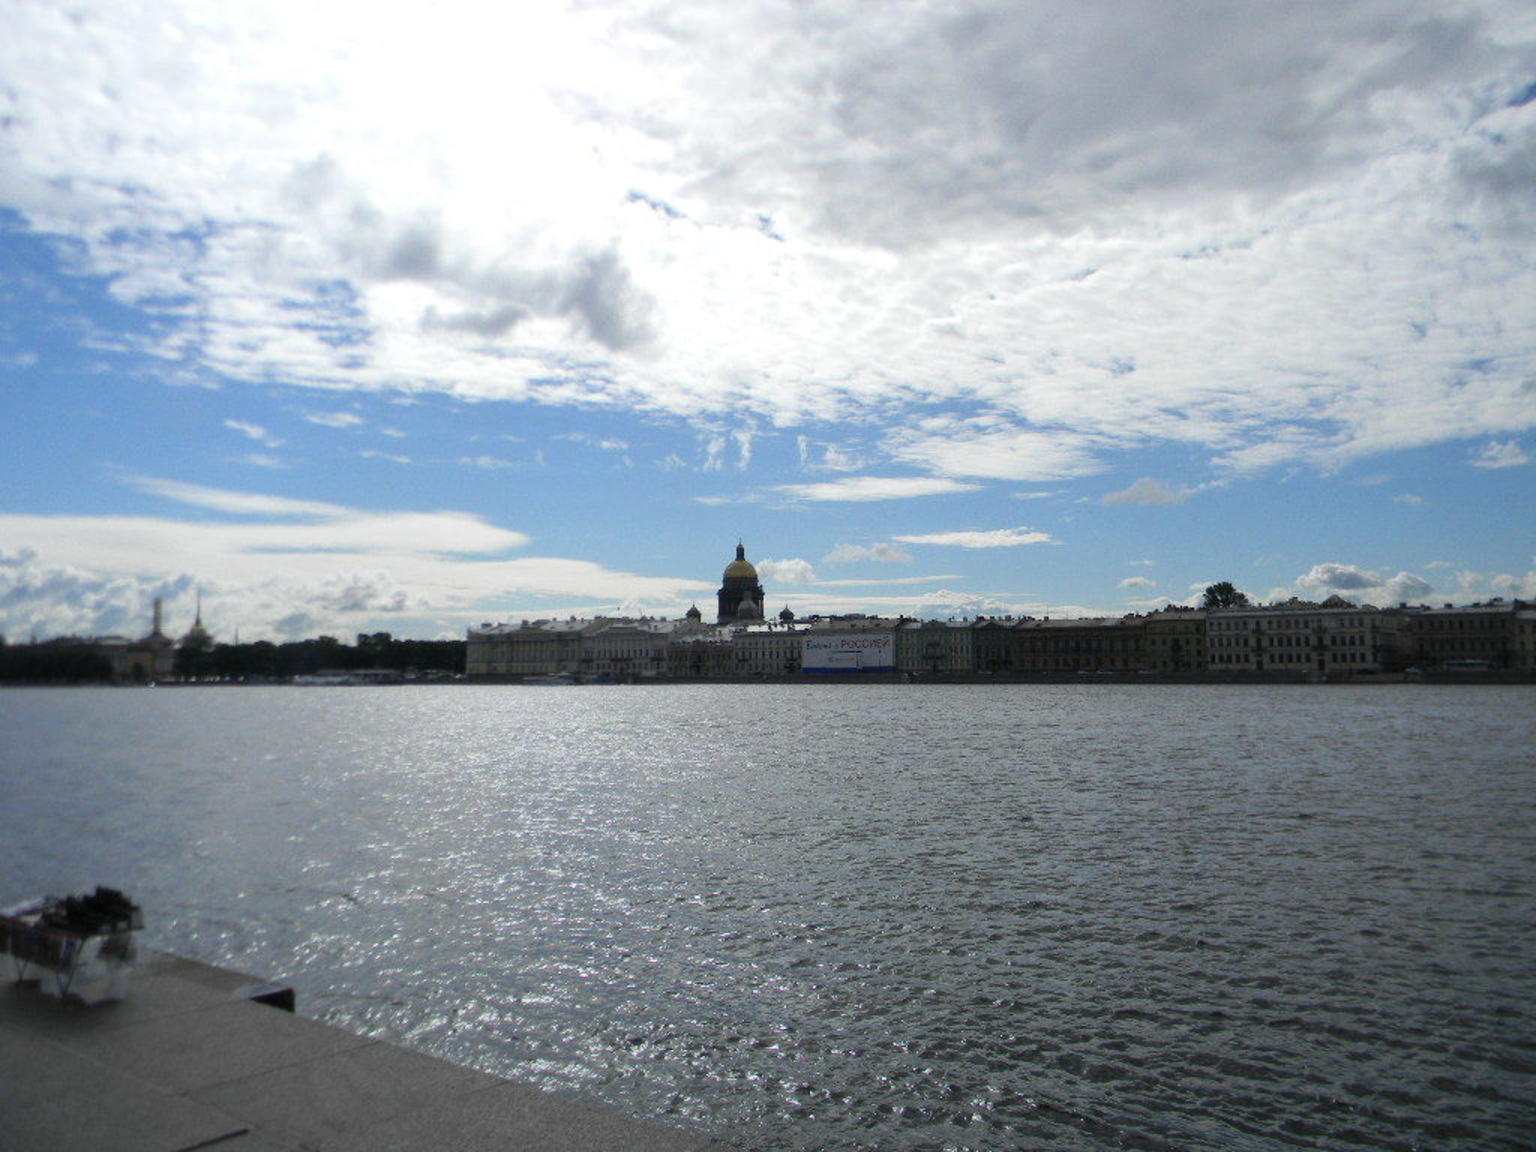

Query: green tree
1201 581 1251 609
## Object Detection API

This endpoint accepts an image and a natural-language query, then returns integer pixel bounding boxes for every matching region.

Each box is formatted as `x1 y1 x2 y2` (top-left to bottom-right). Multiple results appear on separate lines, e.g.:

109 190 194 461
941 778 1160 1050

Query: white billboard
802 633 895 673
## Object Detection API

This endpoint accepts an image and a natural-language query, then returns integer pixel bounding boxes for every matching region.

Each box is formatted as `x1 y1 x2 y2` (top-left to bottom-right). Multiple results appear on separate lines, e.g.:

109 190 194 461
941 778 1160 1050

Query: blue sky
2 1 1534 642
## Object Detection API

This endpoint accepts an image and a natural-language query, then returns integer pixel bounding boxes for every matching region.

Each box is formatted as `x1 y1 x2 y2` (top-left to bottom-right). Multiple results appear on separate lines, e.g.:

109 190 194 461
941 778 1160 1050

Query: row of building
466 545 1536 680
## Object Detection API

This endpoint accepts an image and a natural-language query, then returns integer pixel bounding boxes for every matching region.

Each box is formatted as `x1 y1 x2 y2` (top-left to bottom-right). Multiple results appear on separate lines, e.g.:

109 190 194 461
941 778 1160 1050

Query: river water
2 684 1532 1150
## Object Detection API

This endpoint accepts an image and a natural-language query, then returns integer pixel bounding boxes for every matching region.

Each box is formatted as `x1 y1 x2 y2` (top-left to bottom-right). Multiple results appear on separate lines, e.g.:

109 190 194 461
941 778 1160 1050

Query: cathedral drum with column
717 543 766 623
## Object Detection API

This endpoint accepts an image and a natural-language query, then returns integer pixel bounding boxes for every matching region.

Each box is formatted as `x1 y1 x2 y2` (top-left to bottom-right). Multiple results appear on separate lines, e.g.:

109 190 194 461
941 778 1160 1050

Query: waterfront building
466 617 613 679
666 627 736 678
1206 598 1409 673
1142 608 1207 673
800 616 899 674
1014 616 1146 672
180 593 213 651
732 621 807 677
895 618 975 675
972 617 1025 674
114 598 177 682
1406 600 1525 669
1515 607 1536 670
583 619 679 679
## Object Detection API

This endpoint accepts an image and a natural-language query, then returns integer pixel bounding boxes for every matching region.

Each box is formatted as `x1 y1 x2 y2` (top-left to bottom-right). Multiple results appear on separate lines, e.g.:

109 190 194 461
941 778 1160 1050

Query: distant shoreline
7 671 1534 688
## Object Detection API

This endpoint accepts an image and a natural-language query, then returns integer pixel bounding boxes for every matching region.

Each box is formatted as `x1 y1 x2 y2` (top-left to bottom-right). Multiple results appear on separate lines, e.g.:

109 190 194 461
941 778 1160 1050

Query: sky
2 0 1534 643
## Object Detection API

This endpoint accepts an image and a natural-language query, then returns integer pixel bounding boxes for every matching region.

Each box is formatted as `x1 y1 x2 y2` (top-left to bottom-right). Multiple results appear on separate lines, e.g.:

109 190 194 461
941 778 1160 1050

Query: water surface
2 684 1532 1150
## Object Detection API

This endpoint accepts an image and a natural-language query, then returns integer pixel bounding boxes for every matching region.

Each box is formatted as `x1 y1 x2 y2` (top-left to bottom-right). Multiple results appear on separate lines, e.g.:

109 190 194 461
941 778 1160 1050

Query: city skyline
3 2 1534 643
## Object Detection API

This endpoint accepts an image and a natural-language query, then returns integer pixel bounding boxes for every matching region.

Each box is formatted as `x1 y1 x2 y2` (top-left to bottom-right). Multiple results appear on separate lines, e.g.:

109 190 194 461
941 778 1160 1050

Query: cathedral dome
716 542 767 624
722 543 757 581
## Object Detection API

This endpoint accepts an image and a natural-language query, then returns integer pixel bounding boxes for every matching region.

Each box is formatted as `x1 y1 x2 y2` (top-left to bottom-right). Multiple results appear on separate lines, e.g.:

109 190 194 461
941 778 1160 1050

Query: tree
1202 582 1251 609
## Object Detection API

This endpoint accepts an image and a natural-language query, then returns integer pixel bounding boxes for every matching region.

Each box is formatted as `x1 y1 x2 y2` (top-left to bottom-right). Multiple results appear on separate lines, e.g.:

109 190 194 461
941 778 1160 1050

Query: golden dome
722 542 757 580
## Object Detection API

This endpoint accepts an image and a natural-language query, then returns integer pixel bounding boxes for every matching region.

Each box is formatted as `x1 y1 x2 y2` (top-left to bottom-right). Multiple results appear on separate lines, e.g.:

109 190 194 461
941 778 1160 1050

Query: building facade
1206 599 1409 674
895 619 974 675
1014 617 1145 672
1407 601 1524 669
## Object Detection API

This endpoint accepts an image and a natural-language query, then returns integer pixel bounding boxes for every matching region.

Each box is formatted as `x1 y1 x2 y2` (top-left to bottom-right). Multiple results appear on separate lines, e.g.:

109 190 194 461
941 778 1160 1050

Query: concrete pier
1 951 738 1152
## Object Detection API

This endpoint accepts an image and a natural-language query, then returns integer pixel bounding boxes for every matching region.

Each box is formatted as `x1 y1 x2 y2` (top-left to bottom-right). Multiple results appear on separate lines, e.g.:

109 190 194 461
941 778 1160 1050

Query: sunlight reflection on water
2 683 1533 1151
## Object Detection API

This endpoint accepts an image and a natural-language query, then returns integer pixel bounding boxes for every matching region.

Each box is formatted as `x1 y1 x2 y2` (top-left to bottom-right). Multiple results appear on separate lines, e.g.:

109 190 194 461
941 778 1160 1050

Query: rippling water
3 684 1533 1150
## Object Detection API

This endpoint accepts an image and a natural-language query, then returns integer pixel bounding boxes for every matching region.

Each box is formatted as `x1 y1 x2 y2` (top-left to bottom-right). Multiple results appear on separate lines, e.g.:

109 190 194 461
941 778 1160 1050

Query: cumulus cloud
893 527 1054 549
757 557 815 584
1102 478 1193 506
823 542 913 565
1118 576 1156 590
1291 562 1434 605
1470 439 1531 469
776 477 980 502
0 479 717 640
1393 493 1425 505
1489 567 1536 598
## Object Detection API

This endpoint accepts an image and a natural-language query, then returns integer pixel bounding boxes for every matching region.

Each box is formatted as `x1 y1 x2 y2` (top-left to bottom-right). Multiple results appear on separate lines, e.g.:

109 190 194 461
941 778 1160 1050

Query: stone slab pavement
0 952 740 1152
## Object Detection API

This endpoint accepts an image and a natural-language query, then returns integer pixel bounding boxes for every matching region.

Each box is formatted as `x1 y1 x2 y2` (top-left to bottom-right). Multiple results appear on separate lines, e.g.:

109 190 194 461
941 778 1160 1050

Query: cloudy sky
3 0 1534 642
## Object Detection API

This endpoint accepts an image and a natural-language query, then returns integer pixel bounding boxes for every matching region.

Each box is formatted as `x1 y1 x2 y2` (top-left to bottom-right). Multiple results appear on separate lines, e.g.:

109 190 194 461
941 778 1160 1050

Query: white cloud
1393 492 1425 505
1118 576 1156 590
360 450 412 464
814 574 959 588
757 557 815 584
823 542 913 565
223 419 281 447
3 0 1530 483
0 479 731 640
893 527 1054 549
1470 439 1531 469
890 422 1106 482
125 476 349 520
797 436 865 472
235 453 287 470
733 429 754 471
459 455 517 471
556 433 630 452
1102 478 1193 506
1489 568 1536 598
776 477 980 502
1289 562 1434 606
305 411 366 429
